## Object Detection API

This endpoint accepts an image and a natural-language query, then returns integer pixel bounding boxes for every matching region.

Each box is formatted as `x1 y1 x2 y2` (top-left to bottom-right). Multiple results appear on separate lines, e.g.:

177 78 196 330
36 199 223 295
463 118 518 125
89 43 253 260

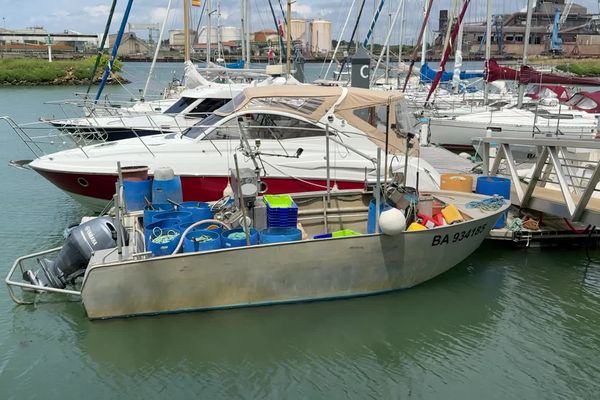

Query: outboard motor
24 217 126 289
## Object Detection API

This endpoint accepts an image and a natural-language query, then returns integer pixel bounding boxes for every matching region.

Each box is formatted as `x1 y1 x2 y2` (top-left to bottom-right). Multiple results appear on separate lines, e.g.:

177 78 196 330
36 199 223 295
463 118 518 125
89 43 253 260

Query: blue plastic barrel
147 226 181 256
367 198 393 233
152 175 183 204
143 203 174 225
151 210 194 225
222 228 259 248
476 176 511 228
259 227 302 244
183 229 222 253
123 179 152 212
178 201 213 222
144 218 180 248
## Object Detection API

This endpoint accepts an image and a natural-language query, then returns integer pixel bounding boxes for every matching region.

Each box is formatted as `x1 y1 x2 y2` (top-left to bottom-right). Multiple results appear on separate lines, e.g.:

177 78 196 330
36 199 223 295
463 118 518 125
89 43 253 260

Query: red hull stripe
32 168 365 202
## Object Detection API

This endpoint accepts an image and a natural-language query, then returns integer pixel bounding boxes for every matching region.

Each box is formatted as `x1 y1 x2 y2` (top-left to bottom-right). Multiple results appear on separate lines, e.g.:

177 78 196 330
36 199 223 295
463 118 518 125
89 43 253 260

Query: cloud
83 5 111 18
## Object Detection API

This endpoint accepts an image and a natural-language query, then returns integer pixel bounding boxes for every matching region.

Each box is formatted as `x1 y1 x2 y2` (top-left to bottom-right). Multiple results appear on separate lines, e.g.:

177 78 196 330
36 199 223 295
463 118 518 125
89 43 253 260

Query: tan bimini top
214 85 417 155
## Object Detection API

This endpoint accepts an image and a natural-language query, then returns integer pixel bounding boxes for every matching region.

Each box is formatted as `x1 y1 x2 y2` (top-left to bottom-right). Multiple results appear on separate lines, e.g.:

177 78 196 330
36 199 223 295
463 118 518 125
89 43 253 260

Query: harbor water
0 63 599 399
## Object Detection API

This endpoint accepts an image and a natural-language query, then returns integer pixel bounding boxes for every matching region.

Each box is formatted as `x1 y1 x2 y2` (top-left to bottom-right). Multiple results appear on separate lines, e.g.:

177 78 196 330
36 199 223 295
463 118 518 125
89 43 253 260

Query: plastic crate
266 201 298 228
263 194 294 208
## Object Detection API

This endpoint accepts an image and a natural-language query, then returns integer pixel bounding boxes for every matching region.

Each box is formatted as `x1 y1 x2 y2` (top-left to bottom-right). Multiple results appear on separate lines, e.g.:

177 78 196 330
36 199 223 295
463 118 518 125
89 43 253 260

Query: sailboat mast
207 0 212 64
286 0 292 76
240 0 246 65
452 0 464 94
143 0 173 98
420 0 429 70
483 0 492 104
517 0 535 108
245 0 251 67
184 0 190 61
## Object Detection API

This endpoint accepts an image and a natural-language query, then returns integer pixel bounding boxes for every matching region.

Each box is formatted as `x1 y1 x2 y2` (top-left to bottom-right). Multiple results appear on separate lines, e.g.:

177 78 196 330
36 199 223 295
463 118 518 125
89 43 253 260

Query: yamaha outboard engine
24 217 126 289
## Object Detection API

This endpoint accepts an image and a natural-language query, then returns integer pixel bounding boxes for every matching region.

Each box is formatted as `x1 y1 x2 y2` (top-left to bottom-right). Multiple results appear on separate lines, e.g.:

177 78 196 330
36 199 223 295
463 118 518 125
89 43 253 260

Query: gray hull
81 212 500 319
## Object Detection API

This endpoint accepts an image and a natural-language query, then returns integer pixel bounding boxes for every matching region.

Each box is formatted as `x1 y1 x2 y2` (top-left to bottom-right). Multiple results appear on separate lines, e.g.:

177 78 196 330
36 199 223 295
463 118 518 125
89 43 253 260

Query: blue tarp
420 63 483 82
226 60 245 69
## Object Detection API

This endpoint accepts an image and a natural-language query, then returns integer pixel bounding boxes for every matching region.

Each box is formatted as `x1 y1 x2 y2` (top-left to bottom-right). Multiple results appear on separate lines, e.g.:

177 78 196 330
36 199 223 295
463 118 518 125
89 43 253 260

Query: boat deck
420 145 478 175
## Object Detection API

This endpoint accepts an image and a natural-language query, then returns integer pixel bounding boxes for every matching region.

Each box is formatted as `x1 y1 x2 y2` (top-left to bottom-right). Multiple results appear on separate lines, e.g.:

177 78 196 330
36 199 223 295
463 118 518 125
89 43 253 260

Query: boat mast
483 0 492 104
206 0 212 64
517 0 534 108
184 0 190 61
401 0 433 91
240 0 246 65
85 0 117 96
286 0 291 77
245 0 251 67
420 0 428 72
452 0 464 94
398 0 405 63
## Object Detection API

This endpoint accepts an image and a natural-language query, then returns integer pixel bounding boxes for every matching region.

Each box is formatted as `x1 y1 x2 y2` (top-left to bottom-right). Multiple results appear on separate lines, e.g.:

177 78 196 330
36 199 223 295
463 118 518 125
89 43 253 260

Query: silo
310 20 331 54
291 19 307 43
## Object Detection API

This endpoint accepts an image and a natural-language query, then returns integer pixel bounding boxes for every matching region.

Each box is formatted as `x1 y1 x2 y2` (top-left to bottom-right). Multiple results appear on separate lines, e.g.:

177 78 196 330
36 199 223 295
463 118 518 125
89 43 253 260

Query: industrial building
290 19 332 55
0 26 98 52
435 0 600 58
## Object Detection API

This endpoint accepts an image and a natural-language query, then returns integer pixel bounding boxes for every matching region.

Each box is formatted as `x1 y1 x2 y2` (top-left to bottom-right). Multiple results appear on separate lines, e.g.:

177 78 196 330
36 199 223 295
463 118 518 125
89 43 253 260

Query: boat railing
5 246 82 305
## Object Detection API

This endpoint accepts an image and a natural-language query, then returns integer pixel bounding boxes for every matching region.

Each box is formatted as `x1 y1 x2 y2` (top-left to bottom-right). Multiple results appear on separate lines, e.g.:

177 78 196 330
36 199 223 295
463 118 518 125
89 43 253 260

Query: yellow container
406 222 427 231
441 204 464 224
440 173 473 193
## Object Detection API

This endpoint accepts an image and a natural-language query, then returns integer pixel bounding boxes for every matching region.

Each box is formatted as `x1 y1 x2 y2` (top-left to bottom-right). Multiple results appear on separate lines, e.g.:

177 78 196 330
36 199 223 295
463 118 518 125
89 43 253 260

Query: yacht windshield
164 97 196 114
182 113 224 139
215 92 246 114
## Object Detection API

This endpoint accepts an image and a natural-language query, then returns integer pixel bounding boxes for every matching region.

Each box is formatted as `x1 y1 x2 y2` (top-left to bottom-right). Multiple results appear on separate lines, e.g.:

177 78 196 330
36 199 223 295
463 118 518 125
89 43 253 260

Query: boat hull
80 211 501 319
32 167 365 206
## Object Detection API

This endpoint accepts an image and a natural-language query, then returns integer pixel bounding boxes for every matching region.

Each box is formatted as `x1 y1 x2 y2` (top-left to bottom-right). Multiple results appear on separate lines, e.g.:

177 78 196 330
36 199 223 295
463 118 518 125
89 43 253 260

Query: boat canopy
525 85 570 102
420 63 483 82
486 58 600 86
566 91 600 113
214 85 416 155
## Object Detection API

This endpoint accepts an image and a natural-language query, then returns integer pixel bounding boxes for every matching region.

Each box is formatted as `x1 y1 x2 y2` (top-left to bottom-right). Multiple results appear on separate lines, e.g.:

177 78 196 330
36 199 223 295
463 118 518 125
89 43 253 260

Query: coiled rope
465 195 505 212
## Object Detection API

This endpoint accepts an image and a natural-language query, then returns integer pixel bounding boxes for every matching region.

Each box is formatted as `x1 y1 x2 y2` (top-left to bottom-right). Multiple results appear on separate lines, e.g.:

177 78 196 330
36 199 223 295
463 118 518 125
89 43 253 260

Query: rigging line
402 0 434 92
267 0 286 59
95 0 135 102
335 0 369 82
143 0 174 98
193 0 207 50
85 0 118 96
323 0 358 79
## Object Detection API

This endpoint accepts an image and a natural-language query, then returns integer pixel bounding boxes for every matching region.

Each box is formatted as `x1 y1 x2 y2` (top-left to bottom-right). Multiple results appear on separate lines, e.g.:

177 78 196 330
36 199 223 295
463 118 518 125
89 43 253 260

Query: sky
1 0 600 44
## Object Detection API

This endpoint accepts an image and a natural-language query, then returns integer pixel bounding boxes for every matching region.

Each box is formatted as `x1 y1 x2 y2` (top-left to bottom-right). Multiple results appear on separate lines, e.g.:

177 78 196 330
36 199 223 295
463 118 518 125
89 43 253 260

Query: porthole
77 177 90 187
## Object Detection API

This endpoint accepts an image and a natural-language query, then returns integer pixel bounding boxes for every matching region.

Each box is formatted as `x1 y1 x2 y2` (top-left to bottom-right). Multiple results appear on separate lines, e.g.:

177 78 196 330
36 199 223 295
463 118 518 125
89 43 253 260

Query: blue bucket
476 176 511 228
183 229 222 253
152 176 183 204
367 198 393 233
178 201 213 222
222 228 259 248
151 210 194 225
143 203 175 225
123 179 152 212
260 227 302 244
147 226 181 256
144 218 180 248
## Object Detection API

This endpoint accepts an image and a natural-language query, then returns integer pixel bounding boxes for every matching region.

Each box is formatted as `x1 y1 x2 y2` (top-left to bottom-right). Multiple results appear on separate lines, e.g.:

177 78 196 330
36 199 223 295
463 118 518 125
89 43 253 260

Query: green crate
263 194 294 208
332 229 362 237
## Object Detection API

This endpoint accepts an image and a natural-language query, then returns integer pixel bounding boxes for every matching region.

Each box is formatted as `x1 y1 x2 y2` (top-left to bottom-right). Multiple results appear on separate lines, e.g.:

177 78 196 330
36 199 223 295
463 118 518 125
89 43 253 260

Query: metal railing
481 136 600 226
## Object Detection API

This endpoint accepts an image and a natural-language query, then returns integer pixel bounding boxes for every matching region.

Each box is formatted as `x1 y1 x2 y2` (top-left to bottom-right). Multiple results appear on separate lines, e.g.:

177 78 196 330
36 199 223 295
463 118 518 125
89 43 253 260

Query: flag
278 20 285 37
192 0 201 6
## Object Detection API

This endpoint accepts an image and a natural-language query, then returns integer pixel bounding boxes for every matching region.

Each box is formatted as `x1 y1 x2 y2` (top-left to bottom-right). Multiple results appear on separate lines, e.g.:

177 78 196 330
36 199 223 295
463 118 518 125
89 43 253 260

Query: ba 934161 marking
431 224 487 246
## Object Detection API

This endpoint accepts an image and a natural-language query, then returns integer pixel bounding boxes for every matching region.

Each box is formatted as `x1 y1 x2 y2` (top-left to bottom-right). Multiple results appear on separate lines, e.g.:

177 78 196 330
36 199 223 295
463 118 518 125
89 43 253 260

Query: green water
0 63 599 399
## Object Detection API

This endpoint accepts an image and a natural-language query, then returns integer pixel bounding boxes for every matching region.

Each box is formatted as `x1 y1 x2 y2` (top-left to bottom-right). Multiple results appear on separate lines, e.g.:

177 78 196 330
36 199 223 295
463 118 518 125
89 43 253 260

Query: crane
559 0 574 26
550 7 563 54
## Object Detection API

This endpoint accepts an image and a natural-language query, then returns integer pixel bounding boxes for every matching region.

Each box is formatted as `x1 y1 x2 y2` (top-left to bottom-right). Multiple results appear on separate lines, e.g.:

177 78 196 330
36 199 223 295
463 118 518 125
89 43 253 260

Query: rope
507 218 523 232
465 195 505 211
151 228 179 244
